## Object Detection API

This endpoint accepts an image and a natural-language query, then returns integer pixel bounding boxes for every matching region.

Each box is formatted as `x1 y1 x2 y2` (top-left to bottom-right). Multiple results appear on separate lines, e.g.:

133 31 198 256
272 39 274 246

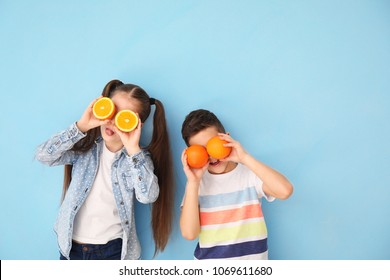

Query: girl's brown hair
63 79 174 254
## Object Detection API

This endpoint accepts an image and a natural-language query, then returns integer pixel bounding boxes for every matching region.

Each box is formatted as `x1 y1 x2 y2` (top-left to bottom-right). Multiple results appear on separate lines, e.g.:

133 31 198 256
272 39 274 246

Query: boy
180 109 293 260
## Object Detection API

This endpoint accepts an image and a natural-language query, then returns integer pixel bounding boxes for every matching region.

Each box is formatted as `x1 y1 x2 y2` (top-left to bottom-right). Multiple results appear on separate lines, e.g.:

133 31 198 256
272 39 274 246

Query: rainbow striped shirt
194 163 274 260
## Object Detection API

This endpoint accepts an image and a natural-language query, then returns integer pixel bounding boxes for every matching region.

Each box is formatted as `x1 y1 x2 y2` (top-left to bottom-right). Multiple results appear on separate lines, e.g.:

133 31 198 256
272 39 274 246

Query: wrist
240 152 252 165
186 179 200 189
76 121 89 133
125 145 141 156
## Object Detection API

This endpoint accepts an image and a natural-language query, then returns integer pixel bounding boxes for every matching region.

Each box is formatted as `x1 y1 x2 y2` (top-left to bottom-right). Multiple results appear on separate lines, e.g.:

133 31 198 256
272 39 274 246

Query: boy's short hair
181 109 226 146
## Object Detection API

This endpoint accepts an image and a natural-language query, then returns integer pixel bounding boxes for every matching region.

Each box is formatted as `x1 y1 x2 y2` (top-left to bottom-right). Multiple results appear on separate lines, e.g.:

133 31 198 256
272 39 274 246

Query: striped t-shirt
194 163 274 260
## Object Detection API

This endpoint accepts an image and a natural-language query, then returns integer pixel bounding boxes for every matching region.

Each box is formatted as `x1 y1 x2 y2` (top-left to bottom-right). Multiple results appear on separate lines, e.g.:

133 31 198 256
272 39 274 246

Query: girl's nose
105 118 115 128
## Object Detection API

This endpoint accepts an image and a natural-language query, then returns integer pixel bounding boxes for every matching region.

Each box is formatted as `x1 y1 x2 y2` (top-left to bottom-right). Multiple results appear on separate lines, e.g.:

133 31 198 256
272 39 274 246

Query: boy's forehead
188 126 219 146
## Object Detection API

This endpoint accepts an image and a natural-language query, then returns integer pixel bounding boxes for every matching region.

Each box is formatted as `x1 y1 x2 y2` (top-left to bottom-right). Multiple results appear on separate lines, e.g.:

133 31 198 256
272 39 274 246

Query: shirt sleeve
254 172 275 202
35 122 86 166
123 150 159 204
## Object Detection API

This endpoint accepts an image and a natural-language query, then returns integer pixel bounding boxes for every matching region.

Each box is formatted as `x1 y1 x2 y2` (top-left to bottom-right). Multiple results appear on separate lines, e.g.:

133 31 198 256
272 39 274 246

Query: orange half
115 110 139 132
92 97 116 120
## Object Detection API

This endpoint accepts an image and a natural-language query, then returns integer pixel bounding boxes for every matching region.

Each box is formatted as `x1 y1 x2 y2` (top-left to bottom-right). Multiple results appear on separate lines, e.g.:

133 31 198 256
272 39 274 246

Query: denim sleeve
35 122 86 166
123 150 159 204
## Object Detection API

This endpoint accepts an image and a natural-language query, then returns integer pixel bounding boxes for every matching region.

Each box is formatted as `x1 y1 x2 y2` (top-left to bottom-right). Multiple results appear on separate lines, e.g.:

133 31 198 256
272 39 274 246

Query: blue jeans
60 238 122 260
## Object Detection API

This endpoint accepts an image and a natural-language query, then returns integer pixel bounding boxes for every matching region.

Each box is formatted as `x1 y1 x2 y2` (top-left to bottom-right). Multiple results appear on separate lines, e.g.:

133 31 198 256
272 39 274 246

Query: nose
105 118 115 129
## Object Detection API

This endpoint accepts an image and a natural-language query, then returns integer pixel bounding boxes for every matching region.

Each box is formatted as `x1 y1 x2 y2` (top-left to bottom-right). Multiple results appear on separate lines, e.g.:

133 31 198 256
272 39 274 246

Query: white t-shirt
72 144 123 244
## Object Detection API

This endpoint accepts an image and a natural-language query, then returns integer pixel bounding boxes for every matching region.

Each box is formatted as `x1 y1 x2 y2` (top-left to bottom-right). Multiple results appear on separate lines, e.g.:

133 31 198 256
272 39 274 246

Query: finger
130 122 142 140
182 151 194 172
136 120 142 131
218 134 235 144
223 142 235 147
88 97 102 109
201 161 210 171
133 113 141 129
99 119 110 126
218 132 232 139
181 149 188 165
86 98 103 117
112 125 125 137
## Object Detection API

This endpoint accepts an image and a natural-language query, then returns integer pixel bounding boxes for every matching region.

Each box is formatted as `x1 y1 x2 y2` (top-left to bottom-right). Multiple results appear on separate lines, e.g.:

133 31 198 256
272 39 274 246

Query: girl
35 79 174 260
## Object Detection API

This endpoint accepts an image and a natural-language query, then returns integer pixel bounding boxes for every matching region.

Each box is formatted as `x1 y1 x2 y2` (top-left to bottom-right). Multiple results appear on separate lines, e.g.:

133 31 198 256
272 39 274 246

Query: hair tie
149 98 156 105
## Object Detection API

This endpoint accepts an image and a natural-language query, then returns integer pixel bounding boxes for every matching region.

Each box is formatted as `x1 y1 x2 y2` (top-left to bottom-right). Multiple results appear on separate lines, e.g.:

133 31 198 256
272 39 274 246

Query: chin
208 161 229 174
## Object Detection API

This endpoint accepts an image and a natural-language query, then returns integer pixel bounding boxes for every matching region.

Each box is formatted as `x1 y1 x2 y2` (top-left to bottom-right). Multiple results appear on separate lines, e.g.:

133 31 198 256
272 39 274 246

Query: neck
105 142 123 153
223 161 237 173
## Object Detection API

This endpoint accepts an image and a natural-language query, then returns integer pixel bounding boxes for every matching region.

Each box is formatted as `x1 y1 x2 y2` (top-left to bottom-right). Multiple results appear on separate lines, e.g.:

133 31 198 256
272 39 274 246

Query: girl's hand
113 115 142 155
181 148 209 183
76 97 109 133
218 133 249 164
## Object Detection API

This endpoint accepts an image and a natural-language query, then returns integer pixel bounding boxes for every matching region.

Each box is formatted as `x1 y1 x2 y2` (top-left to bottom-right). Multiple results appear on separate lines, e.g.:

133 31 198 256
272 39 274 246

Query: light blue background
1 0 389 260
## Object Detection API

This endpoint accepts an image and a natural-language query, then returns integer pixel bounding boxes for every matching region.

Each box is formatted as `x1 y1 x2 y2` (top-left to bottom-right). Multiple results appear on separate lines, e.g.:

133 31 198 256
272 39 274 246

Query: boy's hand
113 114 142 155
76 97 109 133
218 133 249 164
181 148 209 183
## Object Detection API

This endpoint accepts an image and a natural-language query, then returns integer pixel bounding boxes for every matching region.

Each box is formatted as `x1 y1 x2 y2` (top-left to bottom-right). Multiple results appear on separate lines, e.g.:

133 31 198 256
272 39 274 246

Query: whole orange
186 145 209 168
206 136 232 159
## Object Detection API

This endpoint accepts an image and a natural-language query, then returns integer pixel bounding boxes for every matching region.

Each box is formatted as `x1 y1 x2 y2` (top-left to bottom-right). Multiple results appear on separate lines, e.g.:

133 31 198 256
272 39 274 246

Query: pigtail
148 99 175 255
62 79 124 200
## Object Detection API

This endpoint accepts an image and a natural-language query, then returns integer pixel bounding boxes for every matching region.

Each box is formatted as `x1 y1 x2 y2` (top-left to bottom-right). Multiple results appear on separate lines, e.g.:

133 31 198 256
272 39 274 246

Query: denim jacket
35 123 159 260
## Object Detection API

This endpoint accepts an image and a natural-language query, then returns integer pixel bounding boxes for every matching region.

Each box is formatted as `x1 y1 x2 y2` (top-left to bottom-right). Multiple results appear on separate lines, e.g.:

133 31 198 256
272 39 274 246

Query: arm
241 153 293 200
35 98 108 166
35 122 86 166
179 149 209 240
219 133 293 200
116 118 158 203
123 150 160 204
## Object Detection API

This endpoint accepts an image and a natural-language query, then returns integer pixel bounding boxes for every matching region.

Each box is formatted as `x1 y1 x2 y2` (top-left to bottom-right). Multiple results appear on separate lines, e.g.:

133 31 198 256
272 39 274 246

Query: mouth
105 127 115 136
209 160 220 167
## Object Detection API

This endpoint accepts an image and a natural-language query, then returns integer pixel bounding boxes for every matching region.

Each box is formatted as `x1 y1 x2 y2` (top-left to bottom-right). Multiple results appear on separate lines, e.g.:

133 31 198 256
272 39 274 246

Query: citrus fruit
92 97 116 120
186 145 209 168
114 110 139 132
206 136 232 159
